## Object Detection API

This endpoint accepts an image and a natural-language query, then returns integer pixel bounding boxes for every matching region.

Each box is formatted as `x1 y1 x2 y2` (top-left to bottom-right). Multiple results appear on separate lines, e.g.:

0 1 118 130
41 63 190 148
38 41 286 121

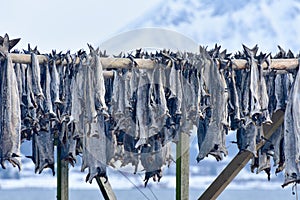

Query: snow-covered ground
0 150 284 191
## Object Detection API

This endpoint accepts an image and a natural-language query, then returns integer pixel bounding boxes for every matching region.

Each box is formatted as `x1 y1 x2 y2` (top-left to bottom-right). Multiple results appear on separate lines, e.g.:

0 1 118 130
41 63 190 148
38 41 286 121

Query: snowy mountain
127 0 300 54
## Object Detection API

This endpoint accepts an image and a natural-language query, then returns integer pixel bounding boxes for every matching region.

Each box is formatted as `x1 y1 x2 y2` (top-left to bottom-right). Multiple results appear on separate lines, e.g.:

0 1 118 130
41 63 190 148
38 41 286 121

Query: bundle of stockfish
0 33 299 188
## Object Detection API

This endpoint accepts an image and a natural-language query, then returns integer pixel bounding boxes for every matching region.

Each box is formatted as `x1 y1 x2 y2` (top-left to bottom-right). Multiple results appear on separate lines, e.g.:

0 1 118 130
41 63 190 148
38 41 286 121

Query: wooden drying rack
9 53 299 70
7 52 298 200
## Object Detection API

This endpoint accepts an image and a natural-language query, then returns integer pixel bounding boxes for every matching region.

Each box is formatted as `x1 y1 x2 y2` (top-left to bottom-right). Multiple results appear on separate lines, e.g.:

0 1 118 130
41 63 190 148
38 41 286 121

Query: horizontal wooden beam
198 110 285 200
232 58 299 70
8 53 299 70
9 53 155 69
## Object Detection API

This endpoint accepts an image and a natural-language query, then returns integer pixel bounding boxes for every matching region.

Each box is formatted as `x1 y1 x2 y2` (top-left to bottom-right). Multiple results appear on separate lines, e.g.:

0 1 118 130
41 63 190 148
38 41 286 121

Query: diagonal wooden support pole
95 176 117 200
199 110 285 200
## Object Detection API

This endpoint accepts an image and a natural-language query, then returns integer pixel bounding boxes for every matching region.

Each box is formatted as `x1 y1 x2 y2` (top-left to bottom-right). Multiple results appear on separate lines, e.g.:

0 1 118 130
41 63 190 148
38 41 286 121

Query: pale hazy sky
1 0 162 52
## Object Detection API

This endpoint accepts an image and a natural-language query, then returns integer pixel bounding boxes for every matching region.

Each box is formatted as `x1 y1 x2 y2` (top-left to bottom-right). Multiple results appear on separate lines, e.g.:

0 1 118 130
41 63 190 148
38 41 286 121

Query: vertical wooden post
57 144 69 200
176 132 190 200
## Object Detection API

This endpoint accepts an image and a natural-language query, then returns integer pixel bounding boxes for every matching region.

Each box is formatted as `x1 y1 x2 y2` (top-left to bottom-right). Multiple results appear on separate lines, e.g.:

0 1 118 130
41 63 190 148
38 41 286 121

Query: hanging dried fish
196 47 228 162
28 125 55 175
282 68 300 187
243 45 271 125
88 45 108 114
80 53 107 183
50 53 62 105
140 136 163 187
135 69 151 148
0 40 21 169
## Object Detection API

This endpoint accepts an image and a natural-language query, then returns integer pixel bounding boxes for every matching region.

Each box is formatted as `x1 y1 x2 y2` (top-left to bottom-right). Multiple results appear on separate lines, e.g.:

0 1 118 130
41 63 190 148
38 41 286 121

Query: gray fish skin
196 48 228 162
0 34 20 56
0 55 21 169
124 71 132 110
148 64 169 136
240 70 251 119
275 74 287 111
135 69 151 148
282 68 300 187
84 59 97 123
31 127 55 175
50 60 62 105
42 62 56 117
140 137 163 187
30 53 44 99
234 46 271 157
226 68 241 129
25 60 35 110
250 148 271 181
111 70 125 128
92 51 108 113
250 126 270 178
244 45 262 118
291 72 300 162
261 123 284 171
169 60 183 115
59 121 77 167
82 115 107 183
130 67 139 139
61 53 73 118
23 52 56 175
274 73 294 112
121 133 139 172
20 64 27 97
69 60 84 125
58 57 77 165
13 62 23 104
262 71 284 173
243 45 270 125
80 52 107 183
103 77 116 164
111 71 129 132
123 71 134 133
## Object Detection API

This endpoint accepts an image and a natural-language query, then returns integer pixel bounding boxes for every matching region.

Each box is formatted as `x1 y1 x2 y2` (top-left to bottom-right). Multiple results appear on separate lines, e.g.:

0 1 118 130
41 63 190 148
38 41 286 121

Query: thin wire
117 170 151 200
138 173 159 200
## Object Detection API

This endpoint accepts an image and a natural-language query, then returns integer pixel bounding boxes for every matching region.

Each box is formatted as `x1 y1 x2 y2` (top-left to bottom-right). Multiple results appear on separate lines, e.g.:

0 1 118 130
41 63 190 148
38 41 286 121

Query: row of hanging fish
0 33 300 188
0 34 109 182
218 45 299 187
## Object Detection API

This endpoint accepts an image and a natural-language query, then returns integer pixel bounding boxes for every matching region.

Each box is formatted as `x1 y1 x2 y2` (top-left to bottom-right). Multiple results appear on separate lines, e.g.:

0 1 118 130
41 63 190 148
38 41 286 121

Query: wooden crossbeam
9 53 155 69
7 53 300 70
231 59 298 70
198 110 285 200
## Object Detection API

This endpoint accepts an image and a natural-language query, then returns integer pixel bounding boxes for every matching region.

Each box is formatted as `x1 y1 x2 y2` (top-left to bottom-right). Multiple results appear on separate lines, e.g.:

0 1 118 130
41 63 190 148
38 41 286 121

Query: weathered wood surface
198 110 285 200
232 58 298 70
57 145 69 200
176 132 190 200
9 53 155 69
8 53 299 70
95 176 117 200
